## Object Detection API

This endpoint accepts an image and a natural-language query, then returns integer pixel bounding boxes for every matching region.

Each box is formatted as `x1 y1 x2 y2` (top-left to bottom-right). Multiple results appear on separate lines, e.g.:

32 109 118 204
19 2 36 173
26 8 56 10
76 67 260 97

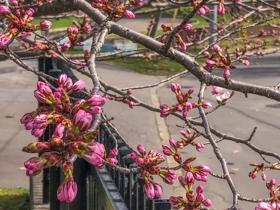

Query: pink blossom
124 10 135 19
53 123 65 139
0 4 10 15
195 142 205 152
128 100 136 109
62 42 71 50
24 157 45 176
212 44 222 53
144 182 155 200
202 51 210 57
223 68 231 79
184 23 193 31
87 95 106 106
218 5 225 15
201 101 212 109
74 110 92 131
160 104 170 117
0 33 12 49
72 80 85 92
205 59 216 69
84 142 105 168
40 19 52 30
196 193 205 202
170 83 181 92
25 8 35 16
160 169 177 184
137 145 145 154
89 106 102 114
203 199 212 207
57 177 78 203
153 183 163 199
185 102 193 111
162 145 173 156
58 74 73 91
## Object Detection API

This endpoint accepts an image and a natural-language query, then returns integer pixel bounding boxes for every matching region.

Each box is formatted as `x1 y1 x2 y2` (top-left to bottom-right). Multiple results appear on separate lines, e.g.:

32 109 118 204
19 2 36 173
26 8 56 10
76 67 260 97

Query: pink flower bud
170 83 181 92
212 44 222 53
196 193 205 202
128 101 136 109
223 68 231 79
25 8 35 16
84 142 105 168
109 148 118 157
57 177 78 203
0 33 12 49
24 157 45 176
206 59 216 69
186 172 194 184
185 102 193 111
74 110 92 131
72 80 85 92
203 199 212 207
53 123 65 138
136 157 144 165
201 101 212 109
195 142 205 152
87 95 106 106
160 104 170 118
129 152 137 160
0 5 10 15
162 145 173 156
218 5 225 15
202 51 210 57
137 145 145 154
184 23 193 31
40 19 52 31
124 10 135 19
154 183 163 199
144 182 155 200
127 88 133 95
89 106 102 114
196 185 204 194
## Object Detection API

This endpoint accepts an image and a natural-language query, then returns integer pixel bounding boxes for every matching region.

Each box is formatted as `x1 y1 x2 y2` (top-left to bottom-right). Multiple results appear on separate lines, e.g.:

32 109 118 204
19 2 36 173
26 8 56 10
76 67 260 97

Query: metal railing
35 57 171 210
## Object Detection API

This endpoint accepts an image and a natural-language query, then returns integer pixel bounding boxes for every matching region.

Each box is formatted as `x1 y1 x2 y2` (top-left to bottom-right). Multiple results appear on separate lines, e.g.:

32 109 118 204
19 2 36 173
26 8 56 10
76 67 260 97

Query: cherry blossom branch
197 83 239 209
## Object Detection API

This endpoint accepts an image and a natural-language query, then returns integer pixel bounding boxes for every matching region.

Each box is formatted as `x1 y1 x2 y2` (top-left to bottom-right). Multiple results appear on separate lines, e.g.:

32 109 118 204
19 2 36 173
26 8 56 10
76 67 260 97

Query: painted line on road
150 87 183 192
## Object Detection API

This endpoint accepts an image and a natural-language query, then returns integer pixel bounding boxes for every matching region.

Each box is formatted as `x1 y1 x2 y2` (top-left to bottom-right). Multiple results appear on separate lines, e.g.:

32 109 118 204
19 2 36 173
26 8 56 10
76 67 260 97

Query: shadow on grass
0 188 29 210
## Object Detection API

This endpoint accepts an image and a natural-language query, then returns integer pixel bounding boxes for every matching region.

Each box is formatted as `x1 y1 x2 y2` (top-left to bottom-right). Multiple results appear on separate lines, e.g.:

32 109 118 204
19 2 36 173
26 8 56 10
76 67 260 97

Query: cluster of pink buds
21 74 111 203
91 0 138 20
255 179 280 210
160 83 212 118
182 157 211 182
203 44 250 80
170 172 212 209
130 145 177 199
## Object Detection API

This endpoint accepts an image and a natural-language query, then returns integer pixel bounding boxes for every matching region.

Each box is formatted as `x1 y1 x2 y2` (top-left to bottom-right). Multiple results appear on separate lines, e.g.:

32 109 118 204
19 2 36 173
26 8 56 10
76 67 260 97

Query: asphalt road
0 54 279 210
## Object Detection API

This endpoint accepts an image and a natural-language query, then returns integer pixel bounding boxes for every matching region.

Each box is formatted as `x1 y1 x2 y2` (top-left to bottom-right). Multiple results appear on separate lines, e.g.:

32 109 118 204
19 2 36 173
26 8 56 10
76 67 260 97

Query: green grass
33 16 83 30
111 56 185 76
0 188 29 210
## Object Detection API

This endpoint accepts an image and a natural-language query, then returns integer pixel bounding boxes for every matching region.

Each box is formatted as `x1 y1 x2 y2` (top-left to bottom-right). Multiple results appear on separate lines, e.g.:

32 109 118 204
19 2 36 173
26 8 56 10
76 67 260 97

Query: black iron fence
35 57 171 210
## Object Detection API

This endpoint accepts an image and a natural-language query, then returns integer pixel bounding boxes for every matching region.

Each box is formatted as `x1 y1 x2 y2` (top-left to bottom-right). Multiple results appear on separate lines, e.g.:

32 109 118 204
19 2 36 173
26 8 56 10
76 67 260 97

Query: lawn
0 188 29 210
33 16 83 30
111 56 185 76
